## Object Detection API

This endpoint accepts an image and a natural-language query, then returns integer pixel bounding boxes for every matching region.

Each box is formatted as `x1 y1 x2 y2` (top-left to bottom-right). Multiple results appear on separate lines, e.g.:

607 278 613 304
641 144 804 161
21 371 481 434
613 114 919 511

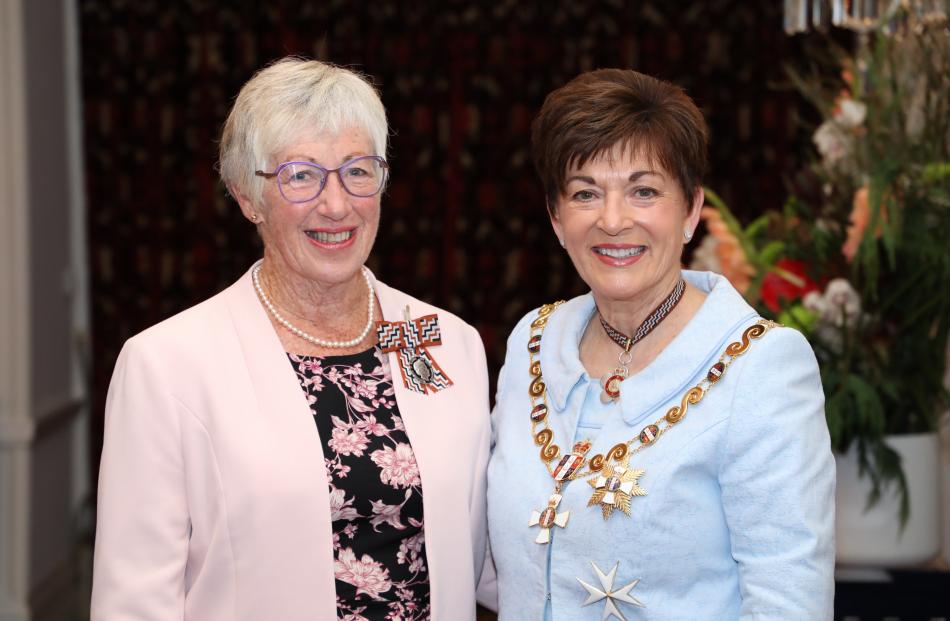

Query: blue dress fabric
487 270 835 620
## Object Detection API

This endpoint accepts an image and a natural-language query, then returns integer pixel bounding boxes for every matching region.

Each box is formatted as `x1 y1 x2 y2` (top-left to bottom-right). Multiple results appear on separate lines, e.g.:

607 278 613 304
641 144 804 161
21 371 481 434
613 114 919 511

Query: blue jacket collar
539 270 759 426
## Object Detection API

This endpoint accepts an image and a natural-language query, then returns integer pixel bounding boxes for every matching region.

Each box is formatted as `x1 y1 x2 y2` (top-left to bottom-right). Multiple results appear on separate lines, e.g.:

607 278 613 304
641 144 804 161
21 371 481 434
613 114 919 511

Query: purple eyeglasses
255 155 389 203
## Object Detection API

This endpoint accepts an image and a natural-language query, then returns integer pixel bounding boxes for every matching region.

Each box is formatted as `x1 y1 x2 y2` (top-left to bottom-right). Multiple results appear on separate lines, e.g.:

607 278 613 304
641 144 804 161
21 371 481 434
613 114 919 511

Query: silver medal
409 355 433 384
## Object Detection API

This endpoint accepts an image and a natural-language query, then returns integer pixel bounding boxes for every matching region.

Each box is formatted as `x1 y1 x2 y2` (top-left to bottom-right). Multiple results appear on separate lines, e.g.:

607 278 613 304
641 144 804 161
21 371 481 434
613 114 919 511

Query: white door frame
0 0 33 618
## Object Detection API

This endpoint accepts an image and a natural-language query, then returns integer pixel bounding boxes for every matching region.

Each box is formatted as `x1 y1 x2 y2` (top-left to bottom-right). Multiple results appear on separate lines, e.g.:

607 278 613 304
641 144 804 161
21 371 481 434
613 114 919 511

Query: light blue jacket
486 271 835 620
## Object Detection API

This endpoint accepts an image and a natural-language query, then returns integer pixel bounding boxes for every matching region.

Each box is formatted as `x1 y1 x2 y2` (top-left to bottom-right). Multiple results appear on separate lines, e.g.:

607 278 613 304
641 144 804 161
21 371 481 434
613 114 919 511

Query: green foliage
705 10 949 526
799 17 949 524
703 188 787 307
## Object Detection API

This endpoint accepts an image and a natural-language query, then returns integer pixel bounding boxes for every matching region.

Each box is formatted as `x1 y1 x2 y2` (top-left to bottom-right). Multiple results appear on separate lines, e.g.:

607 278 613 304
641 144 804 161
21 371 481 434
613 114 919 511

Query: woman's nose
598 192 634 235
316 173 351 219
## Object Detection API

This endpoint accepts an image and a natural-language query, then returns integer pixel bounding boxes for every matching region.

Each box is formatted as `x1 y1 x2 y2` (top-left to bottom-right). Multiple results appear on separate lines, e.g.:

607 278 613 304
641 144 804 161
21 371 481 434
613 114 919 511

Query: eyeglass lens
276 157 386 202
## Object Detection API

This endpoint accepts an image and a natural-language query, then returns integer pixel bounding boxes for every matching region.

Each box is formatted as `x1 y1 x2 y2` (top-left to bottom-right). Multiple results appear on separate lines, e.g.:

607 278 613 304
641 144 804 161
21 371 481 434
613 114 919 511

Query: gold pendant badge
586 456 647 520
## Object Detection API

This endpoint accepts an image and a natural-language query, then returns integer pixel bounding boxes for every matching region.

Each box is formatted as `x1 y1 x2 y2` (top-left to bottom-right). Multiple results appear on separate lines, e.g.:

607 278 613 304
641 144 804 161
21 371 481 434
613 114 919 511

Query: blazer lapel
371 274 440 478
371 274 465 619
223 268 337 619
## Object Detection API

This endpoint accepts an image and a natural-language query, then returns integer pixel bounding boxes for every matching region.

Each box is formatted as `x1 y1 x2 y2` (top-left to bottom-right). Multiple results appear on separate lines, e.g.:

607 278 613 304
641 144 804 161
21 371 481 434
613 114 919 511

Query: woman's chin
583 270 651 303
592 284 645 304
271 253 369 290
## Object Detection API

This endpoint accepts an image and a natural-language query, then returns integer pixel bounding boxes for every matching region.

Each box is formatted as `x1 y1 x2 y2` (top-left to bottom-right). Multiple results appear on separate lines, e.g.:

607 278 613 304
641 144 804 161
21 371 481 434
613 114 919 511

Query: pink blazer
91 267 491 620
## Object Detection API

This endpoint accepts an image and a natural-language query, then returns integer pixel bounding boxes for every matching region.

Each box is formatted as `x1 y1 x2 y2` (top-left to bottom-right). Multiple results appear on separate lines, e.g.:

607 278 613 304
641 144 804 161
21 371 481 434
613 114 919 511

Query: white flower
802 291 827 316
822 278 862 326
813 98 865 169
834 99 867 129
807 279 865 354
813 120 851 167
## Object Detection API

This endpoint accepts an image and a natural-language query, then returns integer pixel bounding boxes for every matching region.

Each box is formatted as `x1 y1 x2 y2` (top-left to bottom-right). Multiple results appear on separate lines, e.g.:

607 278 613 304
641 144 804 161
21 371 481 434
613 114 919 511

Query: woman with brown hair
484 69 835 620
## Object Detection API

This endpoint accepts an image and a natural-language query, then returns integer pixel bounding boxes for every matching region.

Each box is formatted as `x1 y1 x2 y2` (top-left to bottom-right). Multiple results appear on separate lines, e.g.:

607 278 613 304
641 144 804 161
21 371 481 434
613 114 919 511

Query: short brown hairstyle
531 69 708 214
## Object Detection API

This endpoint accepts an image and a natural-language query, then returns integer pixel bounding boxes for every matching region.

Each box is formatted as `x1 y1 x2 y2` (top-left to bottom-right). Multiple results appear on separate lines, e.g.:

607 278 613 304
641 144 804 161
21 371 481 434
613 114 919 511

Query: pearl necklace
251 261 376 348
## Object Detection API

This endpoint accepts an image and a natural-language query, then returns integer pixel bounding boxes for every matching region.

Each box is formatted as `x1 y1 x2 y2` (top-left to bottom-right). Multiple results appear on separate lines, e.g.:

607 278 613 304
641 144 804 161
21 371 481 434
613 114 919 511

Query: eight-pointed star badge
577 560 645 621
587 456 646 520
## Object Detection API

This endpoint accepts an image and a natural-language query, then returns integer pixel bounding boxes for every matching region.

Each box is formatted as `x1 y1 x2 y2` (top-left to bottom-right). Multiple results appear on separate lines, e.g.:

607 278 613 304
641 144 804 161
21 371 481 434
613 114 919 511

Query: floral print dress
289 347 430 621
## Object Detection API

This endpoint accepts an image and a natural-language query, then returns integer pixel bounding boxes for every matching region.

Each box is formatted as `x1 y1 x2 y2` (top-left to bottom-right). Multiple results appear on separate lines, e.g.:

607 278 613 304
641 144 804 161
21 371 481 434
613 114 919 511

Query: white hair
219 57 389 204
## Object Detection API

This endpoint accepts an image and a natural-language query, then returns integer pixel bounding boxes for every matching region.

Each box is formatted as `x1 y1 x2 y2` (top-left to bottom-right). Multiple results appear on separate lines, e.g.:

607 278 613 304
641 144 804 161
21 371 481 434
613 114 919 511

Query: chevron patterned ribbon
376 313 453 394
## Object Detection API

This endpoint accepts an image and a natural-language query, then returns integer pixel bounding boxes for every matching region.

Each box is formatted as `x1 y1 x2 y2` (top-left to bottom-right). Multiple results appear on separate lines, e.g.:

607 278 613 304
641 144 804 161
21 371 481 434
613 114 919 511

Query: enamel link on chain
527 302 778 539
527 301 568 472
586 318 781 473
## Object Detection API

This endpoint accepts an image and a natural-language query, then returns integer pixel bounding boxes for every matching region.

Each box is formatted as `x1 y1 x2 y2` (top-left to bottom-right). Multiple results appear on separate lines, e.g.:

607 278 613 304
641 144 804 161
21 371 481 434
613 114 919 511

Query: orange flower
831 63 860 125
699 207 755 293
843 186 888 262
841 69 853 88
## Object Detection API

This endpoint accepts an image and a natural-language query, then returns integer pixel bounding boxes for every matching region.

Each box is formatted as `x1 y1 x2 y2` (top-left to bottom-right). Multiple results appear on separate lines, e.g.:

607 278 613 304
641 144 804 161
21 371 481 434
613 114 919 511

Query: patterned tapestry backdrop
81 0 815 472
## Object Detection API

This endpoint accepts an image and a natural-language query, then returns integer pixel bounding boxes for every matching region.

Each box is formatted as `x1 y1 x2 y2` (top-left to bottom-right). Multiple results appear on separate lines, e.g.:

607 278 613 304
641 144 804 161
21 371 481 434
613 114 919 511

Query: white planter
835 432 941 567
940 412 950 565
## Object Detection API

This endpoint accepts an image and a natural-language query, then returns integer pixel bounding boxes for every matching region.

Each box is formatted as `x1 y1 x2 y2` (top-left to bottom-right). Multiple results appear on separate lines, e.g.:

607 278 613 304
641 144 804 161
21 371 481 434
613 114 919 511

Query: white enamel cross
592 466 637 505
528 493 570 544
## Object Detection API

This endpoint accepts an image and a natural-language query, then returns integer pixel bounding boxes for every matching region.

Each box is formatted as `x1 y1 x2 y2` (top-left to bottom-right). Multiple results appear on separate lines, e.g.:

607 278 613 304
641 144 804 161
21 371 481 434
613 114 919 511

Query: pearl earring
684 228 693 242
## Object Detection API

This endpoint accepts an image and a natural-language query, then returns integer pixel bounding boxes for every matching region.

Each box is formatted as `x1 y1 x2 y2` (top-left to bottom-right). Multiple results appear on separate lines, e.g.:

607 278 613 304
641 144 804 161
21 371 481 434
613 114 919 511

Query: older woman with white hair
91 57 491 621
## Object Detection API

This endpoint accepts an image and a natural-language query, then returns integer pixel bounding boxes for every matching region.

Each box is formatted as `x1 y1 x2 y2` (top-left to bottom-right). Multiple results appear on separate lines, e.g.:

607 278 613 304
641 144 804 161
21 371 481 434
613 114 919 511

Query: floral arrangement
692 6 950 522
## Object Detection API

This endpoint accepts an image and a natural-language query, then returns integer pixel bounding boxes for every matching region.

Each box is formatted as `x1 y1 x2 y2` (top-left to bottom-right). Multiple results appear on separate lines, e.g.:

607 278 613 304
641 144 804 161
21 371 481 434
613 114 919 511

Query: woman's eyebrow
565 174 596 185
629 169 663 182
565 170 662 185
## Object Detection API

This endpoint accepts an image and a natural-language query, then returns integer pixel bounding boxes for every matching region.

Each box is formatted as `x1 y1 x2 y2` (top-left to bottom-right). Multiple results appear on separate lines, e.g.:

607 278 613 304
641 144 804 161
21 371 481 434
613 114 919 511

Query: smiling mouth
306 230 353 244
594 246 645 258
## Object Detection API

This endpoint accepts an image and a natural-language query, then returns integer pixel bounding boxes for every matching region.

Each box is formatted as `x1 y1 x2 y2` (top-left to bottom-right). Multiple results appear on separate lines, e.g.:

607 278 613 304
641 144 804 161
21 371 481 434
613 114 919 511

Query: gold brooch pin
587 455 647 520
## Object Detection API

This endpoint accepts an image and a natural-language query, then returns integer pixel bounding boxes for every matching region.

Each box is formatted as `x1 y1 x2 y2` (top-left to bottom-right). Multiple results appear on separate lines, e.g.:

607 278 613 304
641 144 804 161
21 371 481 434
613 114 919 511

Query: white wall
0 0 34 616
0 0 90 618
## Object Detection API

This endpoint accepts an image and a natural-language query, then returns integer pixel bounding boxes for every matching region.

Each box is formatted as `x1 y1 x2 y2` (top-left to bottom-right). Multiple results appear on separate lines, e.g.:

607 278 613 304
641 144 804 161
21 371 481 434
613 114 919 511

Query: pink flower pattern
371 444 423 489
329 426 371 457
290 347 429 620
334 547 393 600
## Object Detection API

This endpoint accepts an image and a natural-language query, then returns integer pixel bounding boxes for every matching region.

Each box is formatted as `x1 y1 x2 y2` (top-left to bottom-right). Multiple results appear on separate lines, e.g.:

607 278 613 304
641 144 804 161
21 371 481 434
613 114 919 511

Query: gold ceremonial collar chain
526 301 778 543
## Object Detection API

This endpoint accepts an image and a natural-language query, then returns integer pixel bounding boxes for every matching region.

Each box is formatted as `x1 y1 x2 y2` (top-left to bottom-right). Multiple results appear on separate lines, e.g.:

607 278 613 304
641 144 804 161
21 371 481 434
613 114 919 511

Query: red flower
760 259 820 313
